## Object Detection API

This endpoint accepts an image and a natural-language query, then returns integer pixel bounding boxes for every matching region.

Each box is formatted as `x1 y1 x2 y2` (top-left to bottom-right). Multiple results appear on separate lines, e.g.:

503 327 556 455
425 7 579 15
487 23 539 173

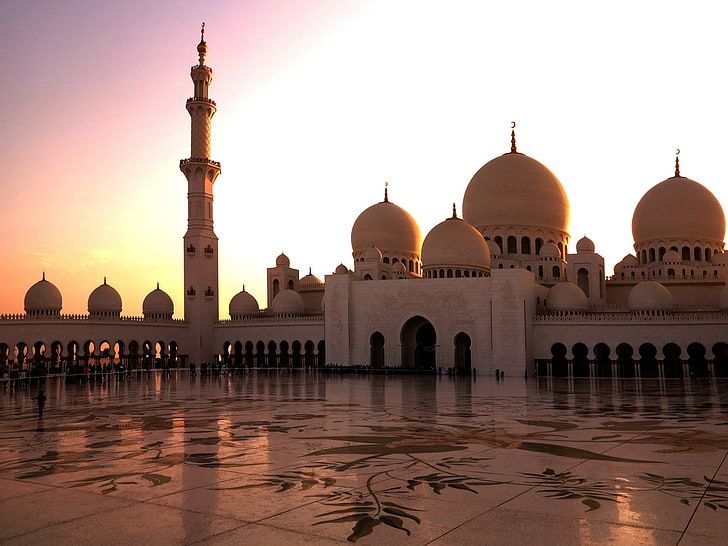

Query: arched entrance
551 343 568 377
594 343 611 377
400 316 436 370
687 343 708 378
454 332 471 373
572 343 589 377
370 332 385 368
663 343 683 378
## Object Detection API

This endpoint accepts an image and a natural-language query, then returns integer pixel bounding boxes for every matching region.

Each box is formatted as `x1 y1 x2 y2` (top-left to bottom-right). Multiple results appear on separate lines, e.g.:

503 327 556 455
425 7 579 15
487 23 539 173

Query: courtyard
0 372 727 544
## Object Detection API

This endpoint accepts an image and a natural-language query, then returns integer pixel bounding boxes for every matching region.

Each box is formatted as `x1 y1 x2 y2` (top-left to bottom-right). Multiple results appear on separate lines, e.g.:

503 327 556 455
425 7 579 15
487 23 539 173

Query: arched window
649 248 656 262
455 270 462 278
538 265 544 277
659 247 666 261
577 268 589 297
641 249 647 264
439 269 444 278
272 279 280 299
526 265 532 271
521 237 531 254
409 260 414 272
447 269 453 278
498 264 504 269
507 236 517 254
287 279 294 290
535 238 543 254
668 268 675 278
682 246 690 260
706 249 712 262
383 257 390 264
552 266 560 278
694 247 702 261
363 274 372 280
557 242 564 259
494 236 503 253
464 270 470 277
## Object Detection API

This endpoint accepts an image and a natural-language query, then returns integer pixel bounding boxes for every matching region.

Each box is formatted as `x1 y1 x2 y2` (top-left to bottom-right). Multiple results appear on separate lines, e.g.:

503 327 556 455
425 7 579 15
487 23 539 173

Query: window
507 236 517 254
552 266 560 278
521 237 531 254
494 236 503 252
694 247 702 261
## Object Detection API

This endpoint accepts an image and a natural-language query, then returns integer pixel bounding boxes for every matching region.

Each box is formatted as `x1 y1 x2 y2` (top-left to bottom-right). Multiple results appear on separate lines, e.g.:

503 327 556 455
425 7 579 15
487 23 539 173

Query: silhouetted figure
500 370 504 380
35 389 47 418
524 368 528 381
495 368 500 380
472 368 477 378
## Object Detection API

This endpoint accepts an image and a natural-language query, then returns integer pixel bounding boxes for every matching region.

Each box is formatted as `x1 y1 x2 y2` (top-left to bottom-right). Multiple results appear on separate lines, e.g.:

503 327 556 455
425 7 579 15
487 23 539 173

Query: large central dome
632 175 725 244
462 152 570 234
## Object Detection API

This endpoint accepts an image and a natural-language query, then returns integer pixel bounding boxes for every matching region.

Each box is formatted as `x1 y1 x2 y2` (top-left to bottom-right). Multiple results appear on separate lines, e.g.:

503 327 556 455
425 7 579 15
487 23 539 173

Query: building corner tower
180 24 220 363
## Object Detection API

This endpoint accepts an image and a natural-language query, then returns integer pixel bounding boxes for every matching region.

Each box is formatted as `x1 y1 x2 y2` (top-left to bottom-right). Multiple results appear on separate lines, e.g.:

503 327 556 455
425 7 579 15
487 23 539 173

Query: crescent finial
511 121 516 129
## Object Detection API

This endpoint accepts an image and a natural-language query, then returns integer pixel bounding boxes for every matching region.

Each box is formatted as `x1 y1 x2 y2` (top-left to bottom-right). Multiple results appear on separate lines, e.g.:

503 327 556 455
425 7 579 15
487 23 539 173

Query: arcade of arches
221 339 326 368
0 339 183 375
539 342 728 379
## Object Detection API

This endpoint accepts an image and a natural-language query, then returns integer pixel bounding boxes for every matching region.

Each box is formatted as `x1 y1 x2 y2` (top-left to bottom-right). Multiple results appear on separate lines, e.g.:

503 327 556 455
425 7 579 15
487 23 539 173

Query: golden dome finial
510 121 517 153
197 22 208 65
675 148 681 177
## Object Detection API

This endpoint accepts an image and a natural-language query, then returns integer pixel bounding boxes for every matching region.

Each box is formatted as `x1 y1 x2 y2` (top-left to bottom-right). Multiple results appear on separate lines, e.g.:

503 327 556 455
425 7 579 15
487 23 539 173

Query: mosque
2 30 728 379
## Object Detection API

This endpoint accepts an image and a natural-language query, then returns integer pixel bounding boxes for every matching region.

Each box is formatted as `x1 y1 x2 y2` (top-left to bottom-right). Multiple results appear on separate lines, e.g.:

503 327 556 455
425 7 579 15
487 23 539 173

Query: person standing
35 389 47 418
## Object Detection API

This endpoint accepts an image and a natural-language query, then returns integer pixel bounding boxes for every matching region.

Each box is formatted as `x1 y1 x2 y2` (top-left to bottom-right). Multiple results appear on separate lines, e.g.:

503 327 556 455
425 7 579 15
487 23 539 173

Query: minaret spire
197 22 208 66
674 148 681 177
510 121 517 153
452 202 457 218
384 181 389 202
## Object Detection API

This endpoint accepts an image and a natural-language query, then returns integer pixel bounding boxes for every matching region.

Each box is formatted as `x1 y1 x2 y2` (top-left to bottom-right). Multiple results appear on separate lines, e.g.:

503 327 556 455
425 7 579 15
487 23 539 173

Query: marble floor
1 372 727 545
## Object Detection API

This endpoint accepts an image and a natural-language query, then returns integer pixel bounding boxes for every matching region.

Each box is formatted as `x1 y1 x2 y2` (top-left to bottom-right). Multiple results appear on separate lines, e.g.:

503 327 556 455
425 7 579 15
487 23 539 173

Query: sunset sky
1 0 727 316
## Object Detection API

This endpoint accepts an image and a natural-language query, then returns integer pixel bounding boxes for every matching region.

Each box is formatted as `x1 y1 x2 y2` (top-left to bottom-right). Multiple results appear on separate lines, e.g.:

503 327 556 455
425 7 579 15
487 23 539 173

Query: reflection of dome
486 239 501 257
229 289 259 318
628 281 673 311
276 253 290 267
351 197 422 256
539 242 561 258
576 236 595 253
271 289 304 315
662 250 681 263
422 210 490 273
463 152 569 234
364 246 383 262
546 282 588 311
632 175 725 244
88 278 122 316
335 263 349 274
24 274 62 316
143 284 174 319
720 285 728 309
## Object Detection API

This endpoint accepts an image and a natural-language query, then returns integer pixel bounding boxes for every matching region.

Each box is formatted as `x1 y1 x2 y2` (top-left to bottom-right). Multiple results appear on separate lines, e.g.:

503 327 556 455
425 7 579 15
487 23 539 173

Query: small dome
24 274 62 316
351 198 422 257
276 253 290 267
271 289 304 315
463 152 570 234
486 239 501 257
614 254 639 274
712 252 728 265
662 249 681 263
421 212 490 272
546 282 588 312
393 261 407 272
719 284 728 309
628 281 673 311
539 242 561 258
229 289 259 318
143 285 174 319
88 279 122 316
576 236 595 253
364 246 383 262
632 175 725 245
335 263 349 274
300 269 323 286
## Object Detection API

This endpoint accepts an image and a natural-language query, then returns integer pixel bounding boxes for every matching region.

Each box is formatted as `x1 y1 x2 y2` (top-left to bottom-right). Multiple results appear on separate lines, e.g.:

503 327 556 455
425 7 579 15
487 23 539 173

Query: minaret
180 23 220 364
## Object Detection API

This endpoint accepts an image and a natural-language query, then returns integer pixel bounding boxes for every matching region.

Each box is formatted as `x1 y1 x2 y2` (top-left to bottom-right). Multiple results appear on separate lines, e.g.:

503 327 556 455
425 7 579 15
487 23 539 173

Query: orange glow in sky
1 1 727 316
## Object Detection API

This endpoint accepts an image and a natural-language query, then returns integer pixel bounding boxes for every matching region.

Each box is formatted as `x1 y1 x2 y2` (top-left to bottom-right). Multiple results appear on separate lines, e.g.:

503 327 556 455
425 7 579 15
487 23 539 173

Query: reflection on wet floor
1 373 727 544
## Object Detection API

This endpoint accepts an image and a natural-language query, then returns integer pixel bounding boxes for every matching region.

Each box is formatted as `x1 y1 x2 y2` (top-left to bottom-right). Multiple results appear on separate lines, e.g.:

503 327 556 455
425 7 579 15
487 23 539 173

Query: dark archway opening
687 343 709 378
712 343 728 378
551 343 568 377
663 343 683 378
572 343 589 377
454 332 472 373
639 343 659 378
594 343 611 377
370 332 385 368
616 343 635 378
401 316 437 370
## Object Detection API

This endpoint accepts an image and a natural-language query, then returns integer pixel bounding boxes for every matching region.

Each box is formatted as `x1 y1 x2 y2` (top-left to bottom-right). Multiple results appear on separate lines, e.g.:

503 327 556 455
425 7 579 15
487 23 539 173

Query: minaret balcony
180 158 221 168
204 245 214 256
186 97 216 107
204 287 215 298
